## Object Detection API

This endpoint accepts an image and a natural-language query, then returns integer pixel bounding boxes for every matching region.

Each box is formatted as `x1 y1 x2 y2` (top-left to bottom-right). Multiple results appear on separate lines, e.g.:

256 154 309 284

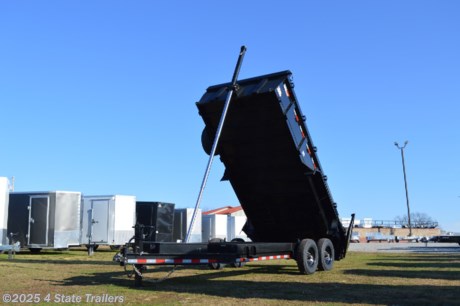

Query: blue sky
1 1 459 232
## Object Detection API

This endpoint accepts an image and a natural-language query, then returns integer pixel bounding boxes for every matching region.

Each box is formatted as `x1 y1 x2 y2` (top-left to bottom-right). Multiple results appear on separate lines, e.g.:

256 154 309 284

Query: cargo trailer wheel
317 238 334 271
29 248 42 254
85 245 99 251
296 239 318 275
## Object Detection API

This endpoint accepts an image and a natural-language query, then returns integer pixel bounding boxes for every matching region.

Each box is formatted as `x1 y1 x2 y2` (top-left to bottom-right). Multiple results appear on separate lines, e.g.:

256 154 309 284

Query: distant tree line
394 212 438 228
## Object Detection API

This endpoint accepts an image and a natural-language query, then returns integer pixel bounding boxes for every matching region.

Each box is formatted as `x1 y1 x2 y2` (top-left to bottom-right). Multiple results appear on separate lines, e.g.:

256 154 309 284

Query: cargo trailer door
90 199 109 243
28 196 49 246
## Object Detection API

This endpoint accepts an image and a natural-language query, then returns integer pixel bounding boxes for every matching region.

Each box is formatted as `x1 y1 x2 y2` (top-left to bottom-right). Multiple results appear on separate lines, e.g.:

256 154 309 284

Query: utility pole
394 141 412 236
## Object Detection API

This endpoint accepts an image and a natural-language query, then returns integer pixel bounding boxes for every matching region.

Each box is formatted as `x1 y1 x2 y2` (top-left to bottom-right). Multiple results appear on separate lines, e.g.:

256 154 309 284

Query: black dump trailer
197 70 349 257
118 49 353 286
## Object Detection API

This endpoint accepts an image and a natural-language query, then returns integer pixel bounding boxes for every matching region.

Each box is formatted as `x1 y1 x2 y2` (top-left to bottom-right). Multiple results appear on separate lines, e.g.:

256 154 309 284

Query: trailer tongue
118 47 354 286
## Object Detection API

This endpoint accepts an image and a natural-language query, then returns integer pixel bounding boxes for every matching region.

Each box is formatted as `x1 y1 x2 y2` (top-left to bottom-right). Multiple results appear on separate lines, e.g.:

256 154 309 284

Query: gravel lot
348 241 460 253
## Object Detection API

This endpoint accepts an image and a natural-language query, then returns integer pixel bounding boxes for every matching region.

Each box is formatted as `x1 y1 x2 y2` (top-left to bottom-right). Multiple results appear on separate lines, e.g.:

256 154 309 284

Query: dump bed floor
196 71 345 244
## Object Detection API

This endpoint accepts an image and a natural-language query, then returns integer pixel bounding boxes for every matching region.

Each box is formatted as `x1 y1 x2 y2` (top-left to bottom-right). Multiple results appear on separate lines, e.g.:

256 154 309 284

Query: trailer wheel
317 238 334 271
85 245 99 251
230 238 246 268
296 239 318 275
208 238 226 270
29 248 42 254
209 262 226 270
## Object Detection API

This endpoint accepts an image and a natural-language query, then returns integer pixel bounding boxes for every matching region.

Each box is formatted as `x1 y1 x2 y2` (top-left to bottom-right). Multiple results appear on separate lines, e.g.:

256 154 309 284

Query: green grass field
1 247 459 305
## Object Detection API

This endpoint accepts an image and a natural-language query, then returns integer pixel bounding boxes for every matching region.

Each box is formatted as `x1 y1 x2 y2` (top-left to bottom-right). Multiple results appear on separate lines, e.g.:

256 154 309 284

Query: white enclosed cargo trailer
80 195 136 249
227 215 249 241
0 177 9 245
202 214 227 242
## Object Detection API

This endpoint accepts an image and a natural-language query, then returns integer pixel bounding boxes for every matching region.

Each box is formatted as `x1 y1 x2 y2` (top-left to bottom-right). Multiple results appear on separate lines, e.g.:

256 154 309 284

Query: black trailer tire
85 245 99 251
208 238 226 270
29 248 42 254
317 238 334 271
209 262 225 270
296 239 318 275
231 262 245 268
230 238 246 268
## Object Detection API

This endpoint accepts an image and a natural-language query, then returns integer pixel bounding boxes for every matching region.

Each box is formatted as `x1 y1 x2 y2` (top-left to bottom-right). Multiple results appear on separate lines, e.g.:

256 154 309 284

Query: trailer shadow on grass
151 279 457 305
46 270 132 288
367 260 460 269
51 264 459 305
383 246 460 253
344 268 459 281
369 254 460 262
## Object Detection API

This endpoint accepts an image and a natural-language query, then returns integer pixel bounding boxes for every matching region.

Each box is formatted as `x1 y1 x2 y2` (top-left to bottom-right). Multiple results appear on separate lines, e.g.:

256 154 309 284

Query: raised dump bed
196 70 349 258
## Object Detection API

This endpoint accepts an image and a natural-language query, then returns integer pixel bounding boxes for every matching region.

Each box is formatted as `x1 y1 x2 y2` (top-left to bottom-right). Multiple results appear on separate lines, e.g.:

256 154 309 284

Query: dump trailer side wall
196 71 347 255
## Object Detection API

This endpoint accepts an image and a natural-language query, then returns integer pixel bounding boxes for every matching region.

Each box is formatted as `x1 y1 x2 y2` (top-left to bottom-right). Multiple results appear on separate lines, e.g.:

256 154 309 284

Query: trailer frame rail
125 254 291 265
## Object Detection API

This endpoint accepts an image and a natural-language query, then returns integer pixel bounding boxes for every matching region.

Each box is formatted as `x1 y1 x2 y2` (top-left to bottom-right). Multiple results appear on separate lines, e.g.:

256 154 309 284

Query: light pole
394 141 412 236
